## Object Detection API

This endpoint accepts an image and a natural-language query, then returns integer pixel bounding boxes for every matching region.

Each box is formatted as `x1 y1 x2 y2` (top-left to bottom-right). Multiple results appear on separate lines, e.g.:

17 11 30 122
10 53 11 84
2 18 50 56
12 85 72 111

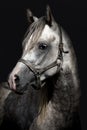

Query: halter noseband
19 25 68 90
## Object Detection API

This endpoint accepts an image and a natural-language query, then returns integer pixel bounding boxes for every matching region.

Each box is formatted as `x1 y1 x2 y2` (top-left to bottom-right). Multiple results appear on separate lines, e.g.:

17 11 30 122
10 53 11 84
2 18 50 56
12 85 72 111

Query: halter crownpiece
19 25 69 90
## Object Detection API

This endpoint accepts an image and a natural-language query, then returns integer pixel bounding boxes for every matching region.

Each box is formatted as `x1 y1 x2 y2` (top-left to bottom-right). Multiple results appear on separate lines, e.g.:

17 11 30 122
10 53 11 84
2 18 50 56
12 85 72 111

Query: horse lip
8 79 16 91
15 83 29 94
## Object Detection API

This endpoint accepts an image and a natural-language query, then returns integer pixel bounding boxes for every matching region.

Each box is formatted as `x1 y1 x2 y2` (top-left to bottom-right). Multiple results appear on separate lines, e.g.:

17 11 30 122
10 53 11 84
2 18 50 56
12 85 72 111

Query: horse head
8 6 69 93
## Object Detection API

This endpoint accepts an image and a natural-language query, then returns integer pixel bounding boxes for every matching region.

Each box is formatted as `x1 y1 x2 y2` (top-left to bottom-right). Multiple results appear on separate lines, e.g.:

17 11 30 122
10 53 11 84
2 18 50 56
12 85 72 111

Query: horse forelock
22 17 46 51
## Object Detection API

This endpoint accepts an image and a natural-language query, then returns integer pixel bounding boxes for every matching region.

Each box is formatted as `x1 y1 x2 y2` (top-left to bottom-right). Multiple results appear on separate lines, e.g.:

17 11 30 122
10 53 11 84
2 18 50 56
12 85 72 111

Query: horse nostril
14 74 20 83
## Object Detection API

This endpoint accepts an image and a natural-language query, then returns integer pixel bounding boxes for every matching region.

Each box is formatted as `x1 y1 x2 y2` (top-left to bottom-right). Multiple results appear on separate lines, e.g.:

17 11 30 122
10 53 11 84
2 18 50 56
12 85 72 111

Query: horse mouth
3 81 29 95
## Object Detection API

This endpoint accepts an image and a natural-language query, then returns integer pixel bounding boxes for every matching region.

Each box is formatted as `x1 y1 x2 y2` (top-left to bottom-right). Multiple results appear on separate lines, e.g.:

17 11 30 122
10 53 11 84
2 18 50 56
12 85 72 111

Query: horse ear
46 5 54 26
27 9 38 24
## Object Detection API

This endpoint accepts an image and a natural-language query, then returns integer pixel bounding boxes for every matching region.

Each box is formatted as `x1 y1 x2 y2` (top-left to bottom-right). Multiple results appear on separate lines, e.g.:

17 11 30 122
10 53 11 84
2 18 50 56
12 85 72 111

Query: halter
19 25 69 90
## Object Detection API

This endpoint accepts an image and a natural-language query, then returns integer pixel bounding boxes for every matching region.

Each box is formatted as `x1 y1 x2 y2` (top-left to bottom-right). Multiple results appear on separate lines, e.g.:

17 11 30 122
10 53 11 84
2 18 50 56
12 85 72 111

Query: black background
0 0 87 130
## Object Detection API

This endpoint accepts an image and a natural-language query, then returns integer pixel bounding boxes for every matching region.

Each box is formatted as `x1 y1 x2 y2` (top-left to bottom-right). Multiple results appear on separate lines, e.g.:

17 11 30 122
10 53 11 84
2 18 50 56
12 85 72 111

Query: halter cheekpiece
19 24 69 89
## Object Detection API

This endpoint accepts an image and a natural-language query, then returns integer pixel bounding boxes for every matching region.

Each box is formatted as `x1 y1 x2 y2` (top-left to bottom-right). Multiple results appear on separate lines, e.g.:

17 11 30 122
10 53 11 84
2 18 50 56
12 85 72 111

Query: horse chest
3 91 39 130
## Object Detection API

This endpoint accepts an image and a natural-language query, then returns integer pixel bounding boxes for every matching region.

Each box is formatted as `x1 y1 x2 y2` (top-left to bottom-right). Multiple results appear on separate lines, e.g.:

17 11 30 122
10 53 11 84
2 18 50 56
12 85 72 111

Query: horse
0 6 81 130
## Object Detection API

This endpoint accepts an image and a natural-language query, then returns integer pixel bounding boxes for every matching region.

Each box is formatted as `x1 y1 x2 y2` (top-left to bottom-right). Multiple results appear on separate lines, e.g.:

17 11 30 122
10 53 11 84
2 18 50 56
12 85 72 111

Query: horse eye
38 43 48 50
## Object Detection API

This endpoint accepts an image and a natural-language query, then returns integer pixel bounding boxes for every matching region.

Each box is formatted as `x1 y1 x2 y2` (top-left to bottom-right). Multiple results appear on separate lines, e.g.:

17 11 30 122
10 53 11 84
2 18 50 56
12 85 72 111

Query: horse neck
40 57 79 116
37 70 74 127
39 71 71 109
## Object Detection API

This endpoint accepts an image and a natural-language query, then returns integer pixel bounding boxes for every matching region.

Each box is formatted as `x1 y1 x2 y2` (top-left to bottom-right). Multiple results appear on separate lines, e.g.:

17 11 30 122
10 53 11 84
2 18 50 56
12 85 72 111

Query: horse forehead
39 25 58 41
24 25 58 51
